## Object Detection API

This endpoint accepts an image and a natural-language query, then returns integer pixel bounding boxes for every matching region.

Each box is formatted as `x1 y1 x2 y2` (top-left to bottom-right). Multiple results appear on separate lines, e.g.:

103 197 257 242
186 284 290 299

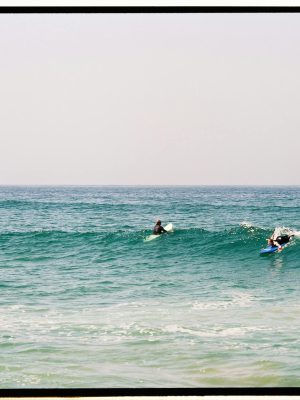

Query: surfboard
144 223 173 242
260 242 288 255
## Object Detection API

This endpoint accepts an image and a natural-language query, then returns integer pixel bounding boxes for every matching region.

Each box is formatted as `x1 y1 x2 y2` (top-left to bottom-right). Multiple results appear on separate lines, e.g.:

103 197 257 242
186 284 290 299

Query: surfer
153 220 168 235
267 233 293 250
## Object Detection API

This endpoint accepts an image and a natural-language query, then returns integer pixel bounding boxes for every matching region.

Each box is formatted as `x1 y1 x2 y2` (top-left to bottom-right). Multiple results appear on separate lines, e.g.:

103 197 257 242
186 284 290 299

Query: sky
1 11 300 185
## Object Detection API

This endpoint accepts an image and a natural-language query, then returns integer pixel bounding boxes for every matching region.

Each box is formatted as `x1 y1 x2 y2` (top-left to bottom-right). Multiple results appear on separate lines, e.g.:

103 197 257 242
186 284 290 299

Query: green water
0 185 300 387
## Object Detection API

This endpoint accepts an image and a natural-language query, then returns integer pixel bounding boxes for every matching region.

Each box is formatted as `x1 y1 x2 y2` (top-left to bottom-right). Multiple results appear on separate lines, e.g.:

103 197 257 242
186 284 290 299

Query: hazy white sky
1 12 300 185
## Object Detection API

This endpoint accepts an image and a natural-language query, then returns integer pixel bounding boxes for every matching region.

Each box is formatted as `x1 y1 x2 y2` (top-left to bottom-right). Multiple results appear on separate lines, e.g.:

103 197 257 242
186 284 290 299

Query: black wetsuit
275 235 290 245
153 225 167 235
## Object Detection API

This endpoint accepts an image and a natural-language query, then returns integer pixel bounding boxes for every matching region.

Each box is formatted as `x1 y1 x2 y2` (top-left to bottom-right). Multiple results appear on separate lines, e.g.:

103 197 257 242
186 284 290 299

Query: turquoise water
1 185 300 388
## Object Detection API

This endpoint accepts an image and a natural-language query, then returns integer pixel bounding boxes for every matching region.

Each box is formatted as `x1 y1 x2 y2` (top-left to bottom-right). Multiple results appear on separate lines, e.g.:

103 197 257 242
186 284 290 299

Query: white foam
240 221 253 228
192 291 254 310
272 226 295 238
163 324 271 338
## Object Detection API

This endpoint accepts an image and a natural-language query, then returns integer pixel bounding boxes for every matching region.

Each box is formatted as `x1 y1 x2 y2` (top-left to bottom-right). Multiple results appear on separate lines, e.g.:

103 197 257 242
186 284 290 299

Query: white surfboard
144 223 174 242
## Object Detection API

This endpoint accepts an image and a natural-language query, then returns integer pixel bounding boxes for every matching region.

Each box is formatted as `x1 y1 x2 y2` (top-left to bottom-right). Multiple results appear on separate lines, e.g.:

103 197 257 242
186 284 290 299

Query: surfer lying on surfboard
153 220 168 235
267 234 293 251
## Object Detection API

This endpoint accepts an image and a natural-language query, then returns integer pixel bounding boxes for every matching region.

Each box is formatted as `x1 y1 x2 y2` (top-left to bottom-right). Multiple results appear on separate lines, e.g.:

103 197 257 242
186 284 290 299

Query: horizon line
1 184 300 187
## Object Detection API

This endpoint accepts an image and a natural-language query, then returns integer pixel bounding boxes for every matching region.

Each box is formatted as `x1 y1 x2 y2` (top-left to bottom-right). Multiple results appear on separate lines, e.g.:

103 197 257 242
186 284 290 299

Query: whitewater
0 185 300 387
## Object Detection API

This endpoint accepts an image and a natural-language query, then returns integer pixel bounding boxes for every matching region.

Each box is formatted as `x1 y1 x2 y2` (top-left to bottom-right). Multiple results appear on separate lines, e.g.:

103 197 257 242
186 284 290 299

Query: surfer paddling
153 220 168 235
267 233 294 250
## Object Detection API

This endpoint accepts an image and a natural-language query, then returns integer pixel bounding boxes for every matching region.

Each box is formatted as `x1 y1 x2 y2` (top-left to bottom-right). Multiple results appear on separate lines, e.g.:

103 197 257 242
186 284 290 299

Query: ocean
0 185 300 388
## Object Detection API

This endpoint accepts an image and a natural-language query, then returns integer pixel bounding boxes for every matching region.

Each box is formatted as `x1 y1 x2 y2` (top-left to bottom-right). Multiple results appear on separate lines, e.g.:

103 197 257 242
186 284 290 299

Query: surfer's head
156 219 161 225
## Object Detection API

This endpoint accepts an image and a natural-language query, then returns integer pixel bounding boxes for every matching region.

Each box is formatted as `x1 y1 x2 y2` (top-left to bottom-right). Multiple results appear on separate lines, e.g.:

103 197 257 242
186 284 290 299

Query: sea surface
0 185 300 388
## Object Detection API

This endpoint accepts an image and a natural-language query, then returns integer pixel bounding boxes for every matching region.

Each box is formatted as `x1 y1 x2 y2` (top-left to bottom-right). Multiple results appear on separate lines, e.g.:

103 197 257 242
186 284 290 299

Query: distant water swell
1 224 299 260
